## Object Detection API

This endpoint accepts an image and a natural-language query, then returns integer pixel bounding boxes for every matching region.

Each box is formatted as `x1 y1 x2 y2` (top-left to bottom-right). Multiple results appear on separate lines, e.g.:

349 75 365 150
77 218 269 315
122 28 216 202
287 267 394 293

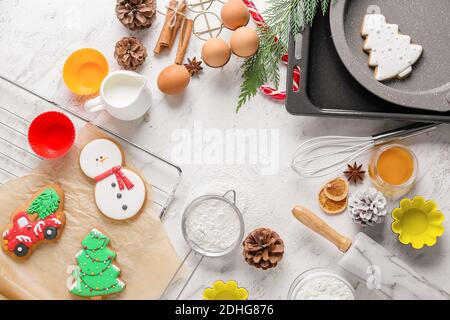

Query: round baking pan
330 0 450 112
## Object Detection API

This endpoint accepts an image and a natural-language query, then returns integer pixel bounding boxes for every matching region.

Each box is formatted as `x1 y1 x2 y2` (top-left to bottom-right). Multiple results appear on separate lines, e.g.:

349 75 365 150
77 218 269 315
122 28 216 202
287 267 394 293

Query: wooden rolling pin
292 205 450 300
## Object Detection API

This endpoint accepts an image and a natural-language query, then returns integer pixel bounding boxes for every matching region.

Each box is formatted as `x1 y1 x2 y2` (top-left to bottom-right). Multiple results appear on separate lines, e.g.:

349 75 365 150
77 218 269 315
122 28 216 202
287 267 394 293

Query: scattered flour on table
185 198 241 253
295 275 355 300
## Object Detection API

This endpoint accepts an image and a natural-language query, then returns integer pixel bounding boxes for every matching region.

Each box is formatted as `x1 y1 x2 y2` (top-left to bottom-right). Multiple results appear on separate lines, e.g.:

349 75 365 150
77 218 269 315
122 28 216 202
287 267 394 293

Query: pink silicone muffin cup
28 111 76 159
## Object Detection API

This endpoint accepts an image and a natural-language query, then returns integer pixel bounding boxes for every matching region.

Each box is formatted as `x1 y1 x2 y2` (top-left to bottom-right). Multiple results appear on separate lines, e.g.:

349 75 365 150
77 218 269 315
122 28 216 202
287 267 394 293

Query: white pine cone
348 188 387 227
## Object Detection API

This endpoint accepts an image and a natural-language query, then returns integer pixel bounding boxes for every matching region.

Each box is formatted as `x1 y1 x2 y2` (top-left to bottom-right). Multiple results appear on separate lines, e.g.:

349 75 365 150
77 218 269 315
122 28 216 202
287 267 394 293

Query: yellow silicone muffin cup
63 48 108 95
392 196 444 249
203 280 248 300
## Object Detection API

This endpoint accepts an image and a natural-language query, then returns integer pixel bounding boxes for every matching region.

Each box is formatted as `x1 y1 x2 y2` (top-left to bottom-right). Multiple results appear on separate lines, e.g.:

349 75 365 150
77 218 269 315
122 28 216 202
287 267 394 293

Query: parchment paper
0 123 181 299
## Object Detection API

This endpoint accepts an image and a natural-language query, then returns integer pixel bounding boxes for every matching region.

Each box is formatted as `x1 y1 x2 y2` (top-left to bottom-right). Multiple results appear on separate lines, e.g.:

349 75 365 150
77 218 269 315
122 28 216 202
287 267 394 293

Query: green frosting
70 229 125 298
27 188 60 219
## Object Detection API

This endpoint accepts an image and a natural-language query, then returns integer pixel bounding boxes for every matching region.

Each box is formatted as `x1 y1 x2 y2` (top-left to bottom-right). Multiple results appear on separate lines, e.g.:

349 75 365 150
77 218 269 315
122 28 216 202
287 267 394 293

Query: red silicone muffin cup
28 111 76 159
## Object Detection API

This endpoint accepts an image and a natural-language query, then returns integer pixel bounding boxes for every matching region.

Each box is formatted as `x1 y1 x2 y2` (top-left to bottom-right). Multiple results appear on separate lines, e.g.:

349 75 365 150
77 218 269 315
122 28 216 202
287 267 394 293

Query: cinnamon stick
175 18 193 65
153 0 178 54
169 2 187 49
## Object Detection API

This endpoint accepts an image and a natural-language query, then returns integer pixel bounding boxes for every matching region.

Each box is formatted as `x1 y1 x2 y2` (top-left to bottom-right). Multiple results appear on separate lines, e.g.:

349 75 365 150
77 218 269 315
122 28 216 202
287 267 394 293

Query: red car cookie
1 184 65 259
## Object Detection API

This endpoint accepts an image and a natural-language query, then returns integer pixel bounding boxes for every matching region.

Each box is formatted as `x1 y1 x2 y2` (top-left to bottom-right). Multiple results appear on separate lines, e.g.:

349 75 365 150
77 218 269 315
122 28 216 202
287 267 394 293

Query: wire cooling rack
0 74 215 300
0 74 182 220
0 74 192 299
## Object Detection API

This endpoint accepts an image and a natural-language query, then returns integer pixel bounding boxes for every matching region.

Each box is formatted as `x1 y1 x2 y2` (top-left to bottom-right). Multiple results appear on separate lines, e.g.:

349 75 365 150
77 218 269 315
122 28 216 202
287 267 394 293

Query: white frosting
80 139 123 178
94 169 146 220
80 139 146 220
361 14 422 81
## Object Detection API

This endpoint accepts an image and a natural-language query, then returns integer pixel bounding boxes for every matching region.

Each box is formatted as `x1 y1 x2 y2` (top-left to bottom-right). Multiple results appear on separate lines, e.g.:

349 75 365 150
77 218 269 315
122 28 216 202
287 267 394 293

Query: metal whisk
292 122 439 178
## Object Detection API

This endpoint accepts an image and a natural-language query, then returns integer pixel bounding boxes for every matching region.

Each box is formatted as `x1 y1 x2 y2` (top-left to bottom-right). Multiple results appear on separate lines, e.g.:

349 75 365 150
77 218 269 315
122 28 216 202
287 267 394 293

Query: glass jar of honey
369 144 417 198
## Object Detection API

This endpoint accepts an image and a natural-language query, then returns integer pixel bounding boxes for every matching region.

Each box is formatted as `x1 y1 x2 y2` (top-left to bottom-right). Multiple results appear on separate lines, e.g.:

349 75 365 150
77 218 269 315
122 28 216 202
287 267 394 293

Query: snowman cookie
79 139 146 220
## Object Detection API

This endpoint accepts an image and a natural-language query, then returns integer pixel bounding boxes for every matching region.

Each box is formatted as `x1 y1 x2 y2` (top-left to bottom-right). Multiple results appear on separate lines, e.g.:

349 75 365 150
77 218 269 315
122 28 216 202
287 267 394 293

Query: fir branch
236 24 284 112
291 3 305 40
236 0 334 112
237 54 264 111
304 0 319 25
321 0 331 15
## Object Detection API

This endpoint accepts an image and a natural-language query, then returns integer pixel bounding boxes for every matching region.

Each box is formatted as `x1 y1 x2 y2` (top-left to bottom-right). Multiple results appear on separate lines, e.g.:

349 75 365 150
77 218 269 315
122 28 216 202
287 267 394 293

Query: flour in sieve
185 198 241 253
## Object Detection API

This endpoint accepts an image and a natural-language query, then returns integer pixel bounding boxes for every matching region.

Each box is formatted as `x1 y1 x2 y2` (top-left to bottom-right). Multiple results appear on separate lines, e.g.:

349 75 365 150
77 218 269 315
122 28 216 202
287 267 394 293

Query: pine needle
237 55 264 112
321 0 331 15
304 0 319 25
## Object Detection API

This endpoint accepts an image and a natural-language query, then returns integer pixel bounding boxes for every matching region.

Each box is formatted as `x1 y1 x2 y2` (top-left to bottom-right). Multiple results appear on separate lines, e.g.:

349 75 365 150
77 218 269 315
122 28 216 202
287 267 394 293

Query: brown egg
221 0 250 30
157 64 190 95
201 38 231 68
230 26 260 58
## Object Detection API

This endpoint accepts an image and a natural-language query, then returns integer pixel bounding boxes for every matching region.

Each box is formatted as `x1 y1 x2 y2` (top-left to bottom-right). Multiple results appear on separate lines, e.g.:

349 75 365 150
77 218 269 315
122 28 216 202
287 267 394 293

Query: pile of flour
185 198 241 253
294 275 355 300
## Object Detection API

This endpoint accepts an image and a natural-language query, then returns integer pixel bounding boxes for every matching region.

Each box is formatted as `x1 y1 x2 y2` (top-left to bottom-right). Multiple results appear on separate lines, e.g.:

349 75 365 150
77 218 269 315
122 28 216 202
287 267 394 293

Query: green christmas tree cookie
69 229 125 298
27 188 60 219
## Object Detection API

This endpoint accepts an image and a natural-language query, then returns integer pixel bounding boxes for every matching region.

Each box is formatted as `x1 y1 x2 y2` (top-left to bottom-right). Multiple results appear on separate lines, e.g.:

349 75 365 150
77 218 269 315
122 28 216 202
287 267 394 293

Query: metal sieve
181 189 245 257
168 190 244 299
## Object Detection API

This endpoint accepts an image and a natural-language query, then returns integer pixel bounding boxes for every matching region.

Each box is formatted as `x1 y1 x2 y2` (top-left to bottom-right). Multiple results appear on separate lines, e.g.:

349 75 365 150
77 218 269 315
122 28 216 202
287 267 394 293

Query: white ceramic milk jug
84 70 151 121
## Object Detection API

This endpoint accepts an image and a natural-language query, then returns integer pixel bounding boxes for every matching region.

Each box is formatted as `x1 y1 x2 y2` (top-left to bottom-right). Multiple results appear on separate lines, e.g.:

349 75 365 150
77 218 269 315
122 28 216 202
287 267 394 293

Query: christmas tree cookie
69 229 125 299
361 9 422 81
1 184 65 259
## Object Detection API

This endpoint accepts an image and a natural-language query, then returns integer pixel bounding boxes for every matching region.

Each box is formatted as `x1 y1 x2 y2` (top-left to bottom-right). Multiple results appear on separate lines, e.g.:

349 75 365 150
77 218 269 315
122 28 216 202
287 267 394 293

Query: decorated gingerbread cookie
361 8 422 81
1 184 65 259
68 228 125 299
79 138 146 220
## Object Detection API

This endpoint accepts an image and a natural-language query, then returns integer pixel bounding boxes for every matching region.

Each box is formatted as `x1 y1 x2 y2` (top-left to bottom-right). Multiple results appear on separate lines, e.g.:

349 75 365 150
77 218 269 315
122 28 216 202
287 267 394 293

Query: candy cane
242 0 301 100
243 0 264 25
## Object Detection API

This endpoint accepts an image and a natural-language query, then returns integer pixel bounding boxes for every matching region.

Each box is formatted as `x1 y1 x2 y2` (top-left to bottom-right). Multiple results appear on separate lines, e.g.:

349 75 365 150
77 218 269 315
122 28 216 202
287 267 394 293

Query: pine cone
348 188 387 227
115 0 157 30
114 37 147 70
243 228 284 270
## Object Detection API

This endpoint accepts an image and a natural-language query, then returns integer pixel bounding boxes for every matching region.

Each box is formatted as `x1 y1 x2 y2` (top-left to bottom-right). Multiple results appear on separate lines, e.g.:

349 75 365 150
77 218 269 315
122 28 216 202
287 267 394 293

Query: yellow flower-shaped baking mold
392 196 444 249
203 280 248 300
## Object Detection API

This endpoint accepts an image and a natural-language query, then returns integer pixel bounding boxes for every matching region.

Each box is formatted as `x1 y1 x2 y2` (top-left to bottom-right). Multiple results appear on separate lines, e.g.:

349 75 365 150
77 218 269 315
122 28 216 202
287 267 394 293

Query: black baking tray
285 11 450 123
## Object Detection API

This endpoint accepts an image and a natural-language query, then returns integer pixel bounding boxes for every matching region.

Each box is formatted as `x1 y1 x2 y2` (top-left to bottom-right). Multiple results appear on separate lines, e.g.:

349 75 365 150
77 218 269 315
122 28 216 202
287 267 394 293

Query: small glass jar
288 268 355 300
368 144 418 198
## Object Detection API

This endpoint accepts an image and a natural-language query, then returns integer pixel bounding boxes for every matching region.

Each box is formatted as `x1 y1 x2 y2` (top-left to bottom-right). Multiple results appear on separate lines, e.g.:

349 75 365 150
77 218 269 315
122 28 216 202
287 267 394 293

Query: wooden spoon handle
292 205 352 253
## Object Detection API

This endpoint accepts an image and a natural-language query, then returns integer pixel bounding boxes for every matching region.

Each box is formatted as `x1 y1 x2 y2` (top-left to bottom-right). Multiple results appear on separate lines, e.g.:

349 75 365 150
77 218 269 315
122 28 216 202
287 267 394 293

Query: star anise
184 57 203 76
344 162 365 184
